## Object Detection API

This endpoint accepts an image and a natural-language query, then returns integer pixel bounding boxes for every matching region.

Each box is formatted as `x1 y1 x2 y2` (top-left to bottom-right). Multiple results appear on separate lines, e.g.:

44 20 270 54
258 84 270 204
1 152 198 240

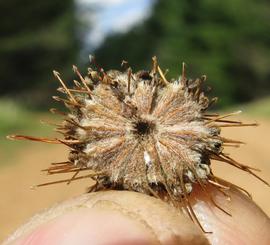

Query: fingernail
13 208 158 245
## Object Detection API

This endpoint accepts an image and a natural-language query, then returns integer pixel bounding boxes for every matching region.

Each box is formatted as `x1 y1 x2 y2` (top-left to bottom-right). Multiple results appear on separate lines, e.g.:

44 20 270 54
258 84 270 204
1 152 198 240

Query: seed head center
134 120 154 136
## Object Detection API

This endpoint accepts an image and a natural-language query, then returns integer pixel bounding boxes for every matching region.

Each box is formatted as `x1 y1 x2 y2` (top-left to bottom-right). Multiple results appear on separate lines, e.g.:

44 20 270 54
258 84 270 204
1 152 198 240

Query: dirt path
0 117 269 241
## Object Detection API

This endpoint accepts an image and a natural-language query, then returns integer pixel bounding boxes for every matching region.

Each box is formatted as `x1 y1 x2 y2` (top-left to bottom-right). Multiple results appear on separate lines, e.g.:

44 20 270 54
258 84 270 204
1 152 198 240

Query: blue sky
77 0 154 49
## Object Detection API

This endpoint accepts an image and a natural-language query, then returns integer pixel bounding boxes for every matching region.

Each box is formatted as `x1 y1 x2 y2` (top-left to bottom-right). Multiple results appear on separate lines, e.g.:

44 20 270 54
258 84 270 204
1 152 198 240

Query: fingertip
189 183 270 245
4 191 209 245
12 208 158 245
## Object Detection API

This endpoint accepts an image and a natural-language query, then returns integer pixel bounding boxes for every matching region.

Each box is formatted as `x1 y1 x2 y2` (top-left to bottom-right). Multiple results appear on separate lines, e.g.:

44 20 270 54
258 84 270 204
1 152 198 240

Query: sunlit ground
0 98 270 241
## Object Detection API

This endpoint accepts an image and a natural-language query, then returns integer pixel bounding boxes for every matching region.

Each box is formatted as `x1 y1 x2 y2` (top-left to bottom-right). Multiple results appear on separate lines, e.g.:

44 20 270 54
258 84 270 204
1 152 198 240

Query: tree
0 0 79 106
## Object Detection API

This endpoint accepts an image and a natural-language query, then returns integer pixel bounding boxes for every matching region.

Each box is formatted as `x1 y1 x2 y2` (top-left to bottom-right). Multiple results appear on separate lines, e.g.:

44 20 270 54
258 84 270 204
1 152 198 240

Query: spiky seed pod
9 57 269 231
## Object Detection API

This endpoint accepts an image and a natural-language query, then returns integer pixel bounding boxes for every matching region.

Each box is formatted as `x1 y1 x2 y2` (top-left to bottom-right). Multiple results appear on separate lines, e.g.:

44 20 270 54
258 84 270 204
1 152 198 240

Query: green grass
227 97 270 118
0 99 58 166
1 100 39 136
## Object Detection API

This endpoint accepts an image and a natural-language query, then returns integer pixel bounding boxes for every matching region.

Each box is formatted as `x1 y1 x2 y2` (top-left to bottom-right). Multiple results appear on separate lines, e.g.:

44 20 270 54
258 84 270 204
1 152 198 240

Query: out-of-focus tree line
95 0 270 107
0 0 78 106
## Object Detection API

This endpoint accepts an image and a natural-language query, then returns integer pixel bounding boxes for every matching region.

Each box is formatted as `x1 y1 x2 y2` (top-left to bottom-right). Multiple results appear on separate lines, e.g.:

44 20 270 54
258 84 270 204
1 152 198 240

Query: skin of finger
189 183 270 245
9 209 159 245
2 191 209 245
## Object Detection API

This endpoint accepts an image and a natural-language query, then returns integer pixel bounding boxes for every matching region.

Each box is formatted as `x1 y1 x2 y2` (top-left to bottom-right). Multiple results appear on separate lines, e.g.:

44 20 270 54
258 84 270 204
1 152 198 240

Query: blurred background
0 0 270 241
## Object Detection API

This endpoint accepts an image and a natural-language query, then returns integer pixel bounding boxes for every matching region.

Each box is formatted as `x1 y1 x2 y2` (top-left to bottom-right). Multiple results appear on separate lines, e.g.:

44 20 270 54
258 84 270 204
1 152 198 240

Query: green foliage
94 0 270 107
0 0 79 105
